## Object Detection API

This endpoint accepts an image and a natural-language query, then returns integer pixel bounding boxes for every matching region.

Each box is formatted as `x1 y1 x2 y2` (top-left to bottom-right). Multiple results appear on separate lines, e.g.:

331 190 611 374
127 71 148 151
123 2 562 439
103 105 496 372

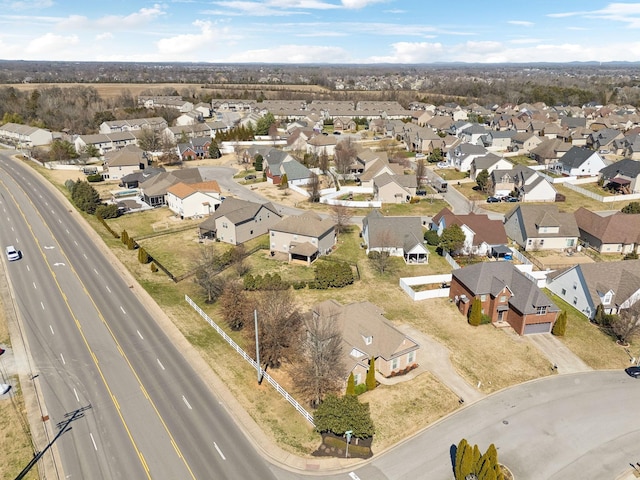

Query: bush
354 383 368 395
314 261 354 289
552 310 567 336
292 281 307 290
150 262 158 272
86 173 103 182
468 298 482 326
624 251 639 260
424 229 440 246
95 204 119 219
480 314 492 325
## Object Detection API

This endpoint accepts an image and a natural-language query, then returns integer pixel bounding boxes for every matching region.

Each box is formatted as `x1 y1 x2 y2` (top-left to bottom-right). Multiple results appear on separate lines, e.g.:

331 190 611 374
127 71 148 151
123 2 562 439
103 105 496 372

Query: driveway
526 333 592 374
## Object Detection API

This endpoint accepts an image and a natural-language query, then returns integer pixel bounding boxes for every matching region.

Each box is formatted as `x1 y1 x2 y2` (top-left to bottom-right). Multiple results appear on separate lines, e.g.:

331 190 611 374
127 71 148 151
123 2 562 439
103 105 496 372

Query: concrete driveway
526 333 592 374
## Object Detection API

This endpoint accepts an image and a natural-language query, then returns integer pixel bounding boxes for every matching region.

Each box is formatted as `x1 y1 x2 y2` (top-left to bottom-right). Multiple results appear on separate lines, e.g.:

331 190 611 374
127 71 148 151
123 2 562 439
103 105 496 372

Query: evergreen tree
476 169 490 193
150 262 158 272
127 237 135 250
552 310 567 336
346 372 356 396
208 140 221 159
71 180 101 214
366 357 376 391
138 247 150 264
439 224 466 254
121 230 129 245
255 154 264 171
455 439 469 480
280 173 289 189
459 443 474 480
594 304 605 325
313 394 375 439
469 298 482 326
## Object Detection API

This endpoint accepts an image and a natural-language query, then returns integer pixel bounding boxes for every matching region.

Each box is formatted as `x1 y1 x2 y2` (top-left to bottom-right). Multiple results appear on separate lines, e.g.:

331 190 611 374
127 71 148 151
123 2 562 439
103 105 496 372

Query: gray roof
452 262 559 315
363 210 424 250
600 158 640 180
559 146 599 169
199 197 281 232
271 211 335 238
473 153 506 171
505 204 579 238
139 168 203 197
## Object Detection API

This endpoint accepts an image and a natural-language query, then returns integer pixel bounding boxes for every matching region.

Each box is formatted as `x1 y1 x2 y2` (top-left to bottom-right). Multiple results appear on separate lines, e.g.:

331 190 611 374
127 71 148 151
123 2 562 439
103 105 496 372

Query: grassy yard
546 292 633 369
434 169 468 181
553 184 629 212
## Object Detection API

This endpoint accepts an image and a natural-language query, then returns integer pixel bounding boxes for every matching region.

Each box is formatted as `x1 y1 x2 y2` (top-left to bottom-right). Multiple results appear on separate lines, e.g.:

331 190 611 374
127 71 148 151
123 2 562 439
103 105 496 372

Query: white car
5 245 20 261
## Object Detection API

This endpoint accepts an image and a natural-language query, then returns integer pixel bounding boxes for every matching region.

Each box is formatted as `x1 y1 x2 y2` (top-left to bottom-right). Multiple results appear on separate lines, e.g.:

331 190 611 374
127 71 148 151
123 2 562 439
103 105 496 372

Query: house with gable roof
166 180 222 219
269 211 336 264
450 262 560 335
262 148 313 186
574 207 640 255
469 153 513 181
306 134 337 157
361 210 429 264
554 146 606 177
102 144 147 181
510 132 543 153
447 143 489 172
546 259 640 320
504 204 579 251
198 197 282 245
310 299 420 384
430 207 508 256
588 128 625 151
357 156 404 189
600 158 640 194
489 165 556 202
99 117 167 134
139 168 203 207
0 122 54 147
373 172 417 203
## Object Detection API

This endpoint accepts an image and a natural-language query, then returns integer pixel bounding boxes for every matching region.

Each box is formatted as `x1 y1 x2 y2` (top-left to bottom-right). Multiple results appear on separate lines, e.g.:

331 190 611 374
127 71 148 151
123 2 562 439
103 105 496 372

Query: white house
447 143 488 172
0 122 54 147
166 180 222 219
554 146 606 177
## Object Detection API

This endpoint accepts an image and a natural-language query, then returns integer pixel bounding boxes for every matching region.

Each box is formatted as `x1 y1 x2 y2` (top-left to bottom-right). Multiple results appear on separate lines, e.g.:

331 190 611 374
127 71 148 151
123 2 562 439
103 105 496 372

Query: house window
499 295 506 303
561 288 566 296
528 239 533 245
363 335 373 345
536 306 547 315
573 297 578 305
540 239 545 246
391 358 399 370
271 232 275 236
408 351 415 363
603 292 612 305
354 373 361 385
250 230 253 235
573 282 577 290
480 294 487 302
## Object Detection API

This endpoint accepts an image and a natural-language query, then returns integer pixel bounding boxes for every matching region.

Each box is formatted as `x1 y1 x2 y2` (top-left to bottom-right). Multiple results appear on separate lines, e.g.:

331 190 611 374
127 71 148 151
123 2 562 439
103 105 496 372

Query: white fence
185 295 315 426
399 274 452 301
508 247 531 265
319 186 382 208
561 182 640 203
443 250 461 270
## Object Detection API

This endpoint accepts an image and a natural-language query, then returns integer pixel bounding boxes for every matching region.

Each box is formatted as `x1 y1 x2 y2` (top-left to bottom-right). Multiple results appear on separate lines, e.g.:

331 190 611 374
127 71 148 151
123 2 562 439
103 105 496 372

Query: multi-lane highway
0 151 277 479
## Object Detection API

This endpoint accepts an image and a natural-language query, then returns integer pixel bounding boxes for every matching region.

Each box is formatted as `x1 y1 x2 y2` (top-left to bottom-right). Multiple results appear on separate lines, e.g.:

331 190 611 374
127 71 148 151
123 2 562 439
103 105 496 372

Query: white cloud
227 44 350 63
549 3 640 27
211 0 338 16
156 20 233 57
25 32 79 56
4 0 53 10
96 4 166 29
341 0 386 8
508 20 534 27
96 32 113 41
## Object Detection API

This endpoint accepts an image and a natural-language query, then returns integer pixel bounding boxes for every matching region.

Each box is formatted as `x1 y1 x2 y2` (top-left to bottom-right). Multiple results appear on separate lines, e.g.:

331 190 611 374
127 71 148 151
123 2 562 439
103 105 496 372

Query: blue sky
1 1 640 63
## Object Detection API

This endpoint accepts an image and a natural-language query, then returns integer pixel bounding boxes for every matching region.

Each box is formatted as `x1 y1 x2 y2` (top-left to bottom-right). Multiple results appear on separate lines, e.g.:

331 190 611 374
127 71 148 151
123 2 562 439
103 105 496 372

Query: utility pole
15 405 92 480
254 309 263 384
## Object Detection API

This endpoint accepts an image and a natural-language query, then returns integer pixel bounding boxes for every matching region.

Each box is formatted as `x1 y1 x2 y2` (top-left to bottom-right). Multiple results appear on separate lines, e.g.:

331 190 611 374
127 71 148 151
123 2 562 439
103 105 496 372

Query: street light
345 430 353 458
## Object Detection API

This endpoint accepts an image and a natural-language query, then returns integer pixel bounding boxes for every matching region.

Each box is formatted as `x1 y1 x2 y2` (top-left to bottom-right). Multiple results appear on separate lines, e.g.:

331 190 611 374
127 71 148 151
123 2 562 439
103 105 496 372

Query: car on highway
5 245 20 261
625 366 640 378
486 196 501 203
501 196 519 202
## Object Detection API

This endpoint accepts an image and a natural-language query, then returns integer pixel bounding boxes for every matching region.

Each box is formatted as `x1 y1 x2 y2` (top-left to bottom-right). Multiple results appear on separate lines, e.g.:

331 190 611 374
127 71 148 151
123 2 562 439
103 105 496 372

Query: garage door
524 322 552 335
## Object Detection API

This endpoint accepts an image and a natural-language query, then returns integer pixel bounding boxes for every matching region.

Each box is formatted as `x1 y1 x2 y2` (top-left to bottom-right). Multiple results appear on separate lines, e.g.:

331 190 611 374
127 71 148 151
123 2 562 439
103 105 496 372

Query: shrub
314 261 354 289
127 237 135 250
624 251 639 260
86 173 103 182
480 314 492 325
365 357 377 391
354 383 368 395
292 281 307 290
552 310 567 336
346 373 355 396
138 247 150 264
468 298 482 326
95 204 119 219
424 229 440 246
150 262 158 272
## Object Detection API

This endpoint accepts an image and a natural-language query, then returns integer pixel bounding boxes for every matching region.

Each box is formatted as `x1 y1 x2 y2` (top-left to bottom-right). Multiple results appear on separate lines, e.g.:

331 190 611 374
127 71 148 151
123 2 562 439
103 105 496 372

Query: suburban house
310 299 420 383
504 204 579 251
361 210 429 264
574 207 640 255
119 167 165 189
176 111 204 126
0 122 54 147
529 138 571 166
74 132 138 155
587 127 625 152
489 165 556 202
263 149 313 186
102 145 147 181
177 137 212 161
333 116 357 131
600 158 640 194
139 168 204 207
269 211 336 264
198 198 282 245
166 180 222 219
546 259 640 320
553 146 606 177
306 134 337 157
510 132 543 153
99 117 167 134
357 157 404 189
469 153 513 182
447 143 489 172
482 130 516 151
430 208 508 256
450 262 560 335
373 172 417 203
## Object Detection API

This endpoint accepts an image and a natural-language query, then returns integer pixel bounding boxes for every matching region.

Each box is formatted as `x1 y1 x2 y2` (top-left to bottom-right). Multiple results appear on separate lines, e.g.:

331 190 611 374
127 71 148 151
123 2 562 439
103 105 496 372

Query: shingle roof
452 262 559 315
166 180 220 199
559 146 601 169
505 204 579 238
432 208 508 246
199 197 281 231
574 207 640 245
271 211 335 237
600 158 640 180
363 210 424 250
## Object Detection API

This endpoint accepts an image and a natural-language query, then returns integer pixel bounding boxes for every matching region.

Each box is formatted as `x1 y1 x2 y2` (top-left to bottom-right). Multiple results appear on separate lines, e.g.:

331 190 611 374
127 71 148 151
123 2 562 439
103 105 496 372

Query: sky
1 1 640 64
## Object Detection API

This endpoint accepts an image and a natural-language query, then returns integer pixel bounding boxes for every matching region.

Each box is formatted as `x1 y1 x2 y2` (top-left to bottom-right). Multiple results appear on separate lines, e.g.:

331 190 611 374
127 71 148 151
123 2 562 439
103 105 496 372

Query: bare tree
218 280 252 331
368 229 395 274
319 151 329 173
247 290 302 369
291 309 345 408
415 159 426 188
307 172 321 203
194 246 225 303
330 204 353 235
334 137 357 174
610 304 640 345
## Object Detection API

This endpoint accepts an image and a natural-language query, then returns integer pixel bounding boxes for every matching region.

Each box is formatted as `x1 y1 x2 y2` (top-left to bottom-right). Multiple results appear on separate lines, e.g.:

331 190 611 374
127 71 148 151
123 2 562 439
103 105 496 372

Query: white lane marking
65 229 69 234
182 396 192 410
33 282 37 290
74 388 79 402
26 265 30 272
74 240 78 246
60 353 66 365
90 433 97 451
214 442 226 460
49 325 54 335
83 253 87 259
44 246 54 250
106 285 111 293
137 330 144 340
157 359 165 370
11 226 14 232
348 473 361 480
93 268 99 275
41 301 45 310
120 306 126 315
45 201 49 206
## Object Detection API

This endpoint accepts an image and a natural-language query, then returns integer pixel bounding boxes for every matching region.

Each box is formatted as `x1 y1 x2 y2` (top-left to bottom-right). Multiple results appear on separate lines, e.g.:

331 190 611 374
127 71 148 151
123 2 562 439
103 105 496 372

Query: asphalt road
0 153 276 480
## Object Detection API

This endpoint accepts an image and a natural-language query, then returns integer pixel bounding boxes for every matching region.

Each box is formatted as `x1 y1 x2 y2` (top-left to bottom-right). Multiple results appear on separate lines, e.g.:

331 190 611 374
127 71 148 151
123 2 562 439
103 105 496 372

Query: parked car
5 245 20 261
501 196 519 202
486 196 501 203
625 366 640 378
244 174 256 181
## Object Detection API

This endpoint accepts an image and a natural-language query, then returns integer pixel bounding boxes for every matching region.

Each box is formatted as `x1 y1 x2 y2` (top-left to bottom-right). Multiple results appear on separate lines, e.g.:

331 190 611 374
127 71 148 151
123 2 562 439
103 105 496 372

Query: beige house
373 172 417 203
198 198 282 245
311 299 420 384
269 211 336 264
102 145 146 181
504 204 579 251
166 180 222 219
574 207 640 255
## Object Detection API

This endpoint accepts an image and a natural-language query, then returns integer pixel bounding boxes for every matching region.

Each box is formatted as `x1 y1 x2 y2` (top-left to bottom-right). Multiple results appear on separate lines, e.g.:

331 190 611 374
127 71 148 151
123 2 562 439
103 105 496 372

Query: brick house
449 262 560 335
